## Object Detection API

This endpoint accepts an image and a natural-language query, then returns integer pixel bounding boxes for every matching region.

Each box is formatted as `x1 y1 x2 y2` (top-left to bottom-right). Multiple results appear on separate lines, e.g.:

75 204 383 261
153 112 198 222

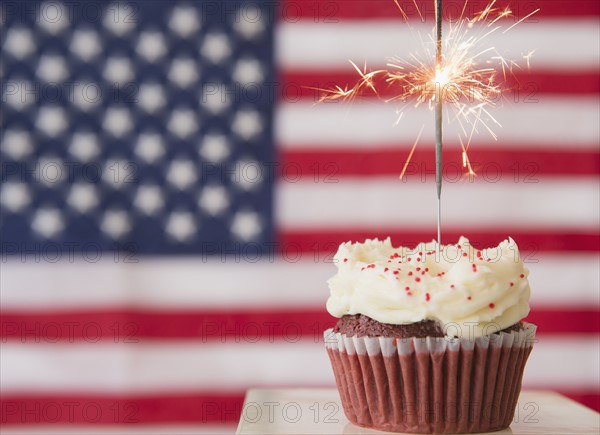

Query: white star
1 130 34 161
3 27 37 59
231 159 264 191
135 133 165 164
102 107 133 137
102 159 135 189
136 83 166 113
201 83 231 115
35 157 65 187
200 32 232 64
199 133 231 164
32 208 65 239
168 57 199 88
166 211 197 242
69 132 99 162
3 80 35 111
136 30 167 62
104 56 134 85
166 159 197 190
0 183 31 212
230 210 262 241
232 109 263 140
71 81 103 112
169 6 200 38
36 106 68 137
70 29 102 61
233 5 265 39
167 109 198 138
233 58 264 84
103 2 136 36
37 2 70 34
134 185 164 215
36 54 68 82
198 185 229 216
67 183 99 213
101 210 131 240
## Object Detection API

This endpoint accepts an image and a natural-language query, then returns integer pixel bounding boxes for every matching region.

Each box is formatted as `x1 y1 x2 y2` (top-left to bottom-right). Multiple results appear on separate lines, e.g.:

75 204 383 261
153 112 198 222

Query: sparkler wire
435 0 443 245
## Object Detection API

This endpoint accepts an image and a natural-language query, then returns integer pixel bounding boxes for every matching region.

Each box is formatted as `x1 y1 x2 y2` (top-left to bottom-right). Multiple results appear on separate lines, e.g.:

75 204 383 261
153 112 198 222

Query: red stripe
279 0 600 21
524 308 600 335
0 310 337 342
1 390 598 425
280 148 600 177
1 307 598 342
0 394 244 424
279 230 600 253
280 70 600 100
560 392 600 413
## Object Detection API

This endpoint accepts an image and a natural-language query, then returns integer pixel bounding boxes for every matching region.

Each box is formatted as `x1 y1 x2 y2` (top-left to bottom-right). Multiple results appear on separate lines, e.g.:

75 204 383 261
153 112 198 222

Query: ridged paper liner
324 322 536 434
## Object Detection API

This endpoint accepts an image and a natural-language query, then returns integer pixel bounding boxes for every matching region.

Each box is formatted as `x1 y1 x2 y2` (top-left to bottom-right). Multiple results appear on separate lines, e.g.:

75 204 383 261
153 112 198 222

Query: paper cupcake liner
324 322 536 434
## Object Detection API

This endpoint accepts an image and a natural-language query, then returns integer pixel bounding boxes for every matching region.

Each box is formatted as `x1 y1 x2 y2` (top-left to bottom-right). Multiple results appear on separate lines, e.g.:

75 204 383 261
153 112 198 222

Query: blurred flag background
1 0 598 433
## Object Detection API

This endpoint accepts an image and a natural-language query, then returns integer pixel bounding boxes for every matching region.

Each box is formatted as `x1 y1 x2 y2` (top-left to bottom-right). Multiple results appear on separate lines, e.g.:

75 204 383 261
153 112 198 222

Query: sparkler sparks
318 0 538 170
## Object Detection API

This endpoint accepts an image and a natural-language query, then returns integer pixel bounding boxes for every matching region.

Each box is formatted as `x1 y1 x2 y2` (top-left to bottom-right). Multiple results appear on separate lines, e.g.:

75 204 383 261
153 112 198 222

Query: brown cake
334 313 524 338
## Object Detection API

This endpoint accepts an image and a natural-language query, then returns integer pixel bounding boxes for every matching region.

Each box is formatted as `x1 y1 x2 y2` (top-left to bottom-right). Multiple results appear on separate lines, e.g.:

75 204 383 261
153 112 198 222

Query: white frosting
326 236 531 338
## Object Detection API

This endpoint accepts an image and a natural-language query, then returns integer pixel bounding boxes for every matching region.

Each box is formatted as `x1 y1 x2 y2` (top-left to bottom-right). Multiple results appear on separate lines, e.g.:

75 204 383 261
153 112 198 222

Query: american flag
1 0 598 433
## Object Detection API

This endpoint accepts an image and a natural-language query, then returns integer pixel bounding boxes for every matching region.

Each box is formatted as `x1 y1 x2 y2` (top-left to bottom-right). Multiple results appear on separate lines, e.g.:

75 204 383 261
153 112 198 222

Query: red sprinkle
405 286 410 291
418 252 423 256
467 296 472 300
462 252 468 257
450 284 455 289
457 245 462 249
416 267 421 271
509 282 514 287
421 271 426 275
407 258 412 262
408 271 413 276
425 292 430 301
393 270 399 275
520 274 525 278
489 303 495 309
384 267 389 272
343 258 348 262
415 277 421 282
425 268 429 272
407 292 413 296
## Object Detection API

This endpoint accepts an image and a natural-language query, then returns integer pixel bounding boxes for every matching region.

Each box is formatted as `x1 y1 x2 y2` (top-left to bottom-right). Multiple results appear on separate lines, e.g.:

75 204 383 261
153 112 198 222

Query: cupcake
324 236 536 434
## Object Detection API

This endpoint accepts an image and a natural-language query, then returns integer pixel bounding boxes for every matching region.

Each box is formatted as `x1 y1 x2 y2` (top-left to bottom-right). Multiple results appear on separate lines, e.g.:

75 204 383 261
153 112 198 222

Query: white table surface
236 388 600 434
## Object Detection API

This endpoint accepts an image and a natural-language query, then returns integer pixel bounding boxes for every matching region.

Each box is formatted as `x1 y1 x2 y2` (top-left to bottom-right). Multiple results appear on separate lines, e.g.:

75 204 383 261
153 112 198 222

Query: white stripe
1 255 598 309
0 259 328 311
277 20 600 71
524 335 600 388
276 98 600 149
276 177 599 229
0 341 330 394
1 337 597 393
0 426 235 434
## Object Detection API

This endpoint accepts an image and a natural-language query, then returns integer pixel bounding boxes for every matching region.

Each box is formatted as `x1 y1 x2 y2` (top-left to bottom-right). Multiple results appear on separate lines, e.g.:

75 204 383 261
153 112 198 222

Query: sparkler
434 0 443 244
318 0 538 244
